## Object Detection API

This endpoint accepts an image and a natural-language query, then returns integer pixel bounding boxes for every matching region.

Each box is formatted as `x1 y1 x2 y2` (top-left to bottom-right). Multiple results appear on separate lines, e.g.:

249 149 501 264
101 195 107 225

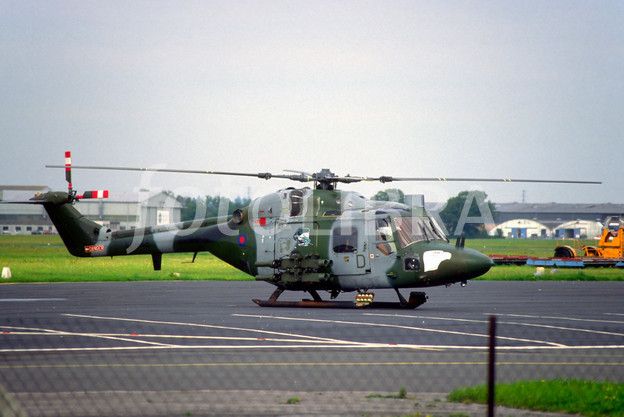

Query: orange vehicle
554 217 624 258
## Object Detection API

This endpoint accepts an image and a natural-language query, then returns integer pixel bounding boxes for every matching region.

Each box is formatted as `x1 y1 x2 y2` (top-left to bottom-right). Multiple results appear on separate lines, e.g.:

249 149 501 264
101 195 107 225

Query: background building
489 203 624 239
488 219 551 239
552 220 603 239
495 203 624 229
0 189 181 235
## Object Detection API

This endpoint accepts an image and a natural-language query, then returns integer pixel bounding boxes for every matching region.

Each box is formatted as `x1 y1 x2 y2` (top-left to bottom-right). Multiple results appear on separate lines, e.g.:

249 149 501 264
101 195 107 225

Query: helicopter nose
460 248 494 278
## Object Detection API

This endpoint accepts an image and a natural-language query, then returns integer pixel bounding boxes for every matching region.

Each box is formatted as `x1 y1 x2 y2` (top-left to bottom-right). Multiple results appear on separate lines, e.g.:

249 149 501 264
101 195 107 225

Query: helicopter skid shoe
407 291 428 308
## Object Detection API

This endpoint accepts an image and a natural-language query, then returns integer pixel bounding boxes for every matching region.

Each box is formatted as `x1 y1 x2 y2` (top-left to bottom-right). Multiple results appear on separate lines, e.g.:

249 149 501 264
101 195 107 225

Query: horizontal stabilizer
0 192 71 205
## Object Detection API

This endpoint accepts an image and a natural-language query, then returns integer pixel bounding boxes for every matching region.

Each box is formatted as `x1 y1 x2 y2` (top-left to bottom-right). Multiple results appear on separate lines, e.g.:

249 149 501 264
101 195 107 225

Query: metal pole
488 315 496 417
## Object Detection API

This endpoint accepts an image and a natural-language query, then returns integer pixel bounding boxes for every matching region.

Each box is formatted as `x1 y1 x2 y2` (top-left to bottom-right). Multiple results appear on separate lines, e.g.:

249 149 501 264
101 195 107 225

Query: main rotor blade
46 165 313 182
46 164 601 185
363 176 601 185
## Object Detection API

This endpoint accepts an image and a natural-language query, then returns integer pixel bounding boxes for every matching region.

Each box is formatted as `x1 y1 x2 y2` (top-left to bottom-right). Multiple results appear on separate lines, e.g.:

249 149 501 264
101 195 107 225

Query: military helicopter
22 152 599 309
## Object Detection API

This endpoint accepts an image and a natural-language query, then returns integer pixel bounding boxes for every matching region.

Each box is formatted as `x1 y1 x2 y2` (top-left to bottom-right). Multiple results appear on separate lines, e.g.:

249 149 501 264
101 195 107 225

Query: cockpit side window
332 226 358 253
290 189 304 217
375 217 396 255
428 217 449 242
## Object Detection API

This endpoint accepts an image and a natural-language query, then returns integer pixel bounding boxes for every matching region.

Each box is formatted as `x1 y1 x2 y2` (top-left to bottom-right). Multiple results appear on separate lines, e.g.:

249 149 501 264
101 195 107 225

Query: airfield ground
0 280 622 417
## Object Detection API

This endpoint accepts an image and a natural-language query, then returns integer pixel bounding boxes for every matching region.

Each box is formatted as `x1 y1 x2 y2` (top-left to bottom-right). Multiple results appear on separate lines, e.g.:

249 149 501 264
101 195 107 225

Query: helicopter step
252 288 428 309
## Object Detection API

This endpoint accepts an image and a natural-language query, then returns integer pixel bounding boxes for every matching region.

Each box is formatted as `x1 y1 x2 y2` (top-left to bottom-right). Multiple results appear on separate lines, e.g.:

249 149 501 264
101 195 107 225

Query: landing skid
252 288 428 309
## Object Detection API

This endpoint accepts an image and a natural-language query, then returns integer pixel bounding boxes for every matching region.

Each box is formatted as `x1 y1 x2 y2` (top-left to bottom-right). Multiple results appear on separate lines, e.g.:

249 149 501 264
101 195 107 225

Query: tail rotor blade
76 190 109 200
64 151 72 194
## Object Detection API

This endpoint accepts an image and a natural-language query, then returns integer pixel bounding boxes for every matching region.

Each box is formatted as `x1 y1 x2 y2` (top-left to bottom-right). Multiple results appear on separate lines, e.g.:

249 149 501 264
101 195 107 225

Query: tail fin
31 192 103 257
38 151 110 256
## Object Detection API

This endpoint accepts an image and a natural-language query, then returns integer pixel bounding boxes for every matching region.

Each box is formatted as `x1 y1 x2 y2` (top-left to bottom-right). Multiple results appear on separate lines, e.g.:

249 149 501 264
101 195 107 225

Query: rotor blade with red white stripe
65 151 73 194
76 190 109 200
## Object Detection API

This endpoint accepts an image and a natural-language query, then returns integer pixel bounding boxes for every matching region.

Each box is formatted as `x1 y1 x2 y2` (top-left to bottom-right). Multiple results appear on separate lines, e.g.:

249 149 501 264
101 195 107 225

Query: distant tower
522 189 526 204
246 186 252 200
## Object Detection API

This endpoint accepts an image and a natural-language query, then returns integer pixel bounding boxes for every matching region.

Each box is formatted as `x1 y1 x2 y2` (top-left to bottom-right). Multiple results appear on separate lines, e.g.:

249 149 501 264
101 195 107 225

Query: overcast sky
1 0 622 204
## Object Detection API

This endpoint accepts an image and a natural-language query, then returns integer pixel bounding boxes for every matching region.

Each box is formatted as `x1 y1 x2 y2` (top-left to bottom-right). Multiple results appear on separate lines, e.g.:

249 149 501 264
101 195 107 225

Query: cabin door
329 220 369 276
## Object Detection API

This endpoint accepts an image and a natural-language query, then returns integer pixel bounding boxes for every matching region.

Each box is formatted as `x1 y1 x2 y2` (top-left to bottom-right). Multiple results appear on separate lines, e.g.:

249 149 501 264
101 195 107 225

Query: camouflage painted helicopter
24 152 599 309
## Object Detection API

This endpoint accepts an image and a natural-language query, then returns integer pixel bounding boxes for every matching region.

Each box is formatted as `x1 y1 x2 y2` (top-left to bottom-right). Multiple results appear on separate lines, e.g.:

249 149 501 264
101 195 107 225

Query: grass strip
1 236 623 283
448 379 624 417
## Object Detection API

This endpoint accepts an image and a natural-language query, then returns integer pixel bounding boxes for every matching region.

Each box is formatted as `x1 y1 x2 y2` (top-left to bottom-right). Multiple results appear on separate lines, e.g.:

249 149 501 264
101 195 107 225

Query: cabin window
375 218 396 255
332 226 358 253
290 189 304 217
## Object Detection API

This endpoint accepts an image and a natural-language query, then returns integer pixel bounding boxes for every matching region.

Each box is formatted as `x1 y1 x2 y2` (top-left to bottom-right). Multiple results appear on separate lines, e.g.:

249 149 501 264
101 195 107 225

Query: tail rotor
63 151 109 202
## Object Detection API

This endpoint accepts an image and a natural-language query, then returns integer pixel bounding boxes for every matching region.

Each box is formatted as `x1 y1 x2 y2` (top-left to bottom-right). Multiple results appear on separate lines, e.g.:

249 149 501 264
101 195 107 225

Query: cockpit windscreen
393 216 448 248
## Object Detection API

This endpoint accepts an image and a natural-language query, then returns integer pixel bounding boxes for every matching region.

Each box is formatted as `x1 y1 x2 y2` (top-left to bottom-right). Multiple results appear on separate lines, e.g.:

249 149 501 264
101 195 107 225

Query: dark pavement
0 280 622 416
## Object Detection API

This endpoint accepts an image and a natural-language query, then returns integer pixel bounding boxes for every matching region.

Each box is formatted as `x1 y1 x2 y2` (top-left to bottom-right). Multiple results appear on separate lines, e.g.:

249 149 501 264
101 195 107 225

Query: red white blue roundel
237 234 247 247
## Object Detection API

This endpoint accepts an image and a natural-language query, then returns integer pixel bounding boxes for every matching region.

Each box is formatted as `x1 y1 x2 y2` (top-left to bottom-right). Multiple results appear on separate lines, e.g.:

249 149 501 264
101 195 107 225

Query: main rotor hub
313 169 338 190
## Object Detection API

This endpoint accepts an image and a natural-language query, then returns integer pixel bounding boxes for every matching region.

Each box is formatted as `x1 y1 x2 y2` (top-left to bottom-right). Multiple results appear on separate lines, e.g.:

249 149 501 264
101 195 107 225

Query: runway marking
486 313 624 325
605 313 624 317
0 325 175 347
367 313 624 339
2 321 435 351
501 321 624 338
2 313 619 354
0 330 348 344
1 361 622 370
234 314 566 347
62 313 344 343
0 344 441 353
0 298 66 302
1 343 623 354
365 313 487 324
61 313 389 348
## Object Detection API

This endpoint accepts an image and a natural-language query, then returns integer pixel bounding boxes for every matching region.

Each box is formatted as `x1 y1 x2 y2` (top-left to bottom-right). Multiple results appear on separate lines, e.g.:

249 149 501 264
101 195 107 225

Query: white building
0 189 182 235
488 219 551 239
553 220 603 239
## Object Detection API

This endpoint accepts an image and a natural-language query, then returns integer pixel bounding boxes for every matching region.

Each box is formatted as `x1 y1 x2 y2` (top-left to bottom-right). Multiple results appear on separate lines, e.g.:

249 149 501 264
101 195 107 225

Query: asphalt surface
0 280 623 416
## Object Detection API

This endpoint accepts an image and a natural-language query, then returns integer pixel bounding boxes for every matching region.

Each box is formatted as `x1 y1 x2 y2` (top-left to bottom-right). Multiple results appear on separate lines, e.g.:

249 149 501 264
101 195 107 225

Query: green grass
0 235 622 283
448 379 624 417
285 396 300 405
0 235 251 283
466 237 596 258
466 238 624 281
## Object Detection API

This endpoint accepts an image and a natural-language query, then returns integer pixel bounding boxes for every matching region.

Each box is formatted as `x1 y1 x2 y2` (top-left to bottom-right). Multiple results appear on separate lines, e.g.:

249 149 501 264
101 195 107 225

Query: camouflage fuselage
39 188 493 293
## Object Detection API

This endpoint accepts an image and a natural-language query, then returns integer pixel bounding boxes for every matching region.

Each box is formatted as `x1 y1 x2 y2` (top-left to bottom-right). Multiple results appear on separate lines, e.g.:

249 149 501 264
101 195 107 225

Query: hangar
495 203 624 229
553 220 603 239
488 219 551 239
